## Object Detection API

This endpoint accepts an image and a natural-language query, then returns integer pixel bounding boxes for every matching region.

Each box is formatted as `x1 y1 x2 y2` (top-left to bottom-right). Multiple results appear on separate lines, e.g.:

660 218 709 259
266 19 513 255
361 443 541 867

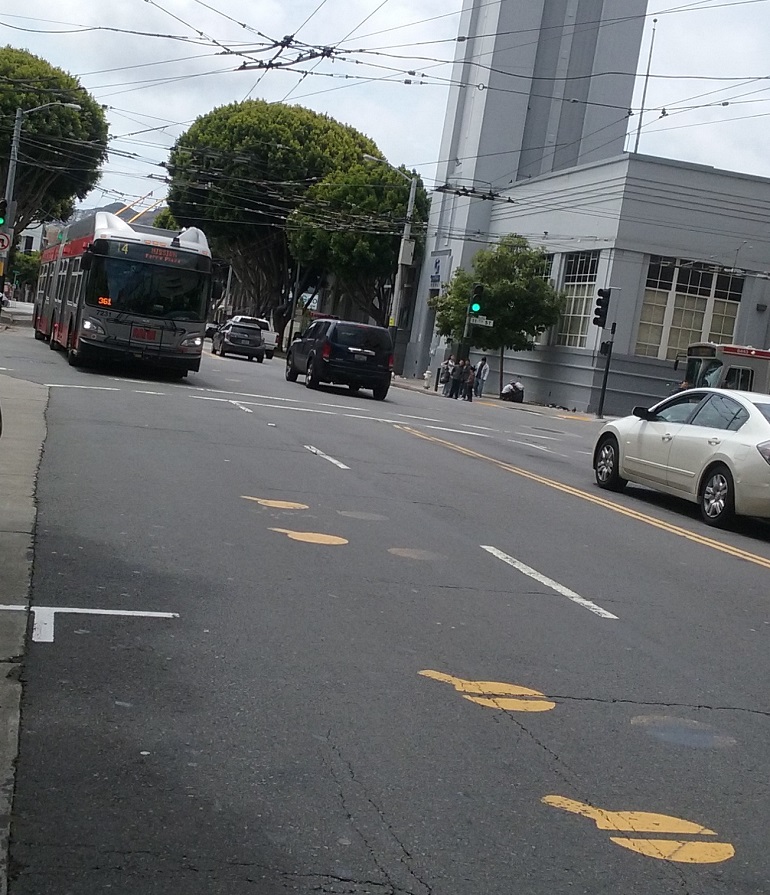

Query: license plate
131 326 158 342
354 354 367 362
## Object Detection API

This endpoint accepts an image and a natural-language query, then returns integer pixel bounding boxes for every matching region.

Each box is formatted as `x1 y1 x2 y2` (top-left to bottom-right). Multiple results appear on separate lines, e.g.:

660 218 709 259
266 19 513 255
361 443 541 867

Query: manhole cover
388 548 443 561
631 715 737 749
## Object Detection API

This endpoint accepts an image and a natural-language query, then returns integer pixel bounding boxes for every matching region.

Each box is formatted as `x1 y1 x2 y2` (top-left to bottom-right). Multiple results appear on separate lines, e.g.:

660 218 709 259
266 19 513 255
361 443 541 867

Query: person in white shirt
474 357 490 397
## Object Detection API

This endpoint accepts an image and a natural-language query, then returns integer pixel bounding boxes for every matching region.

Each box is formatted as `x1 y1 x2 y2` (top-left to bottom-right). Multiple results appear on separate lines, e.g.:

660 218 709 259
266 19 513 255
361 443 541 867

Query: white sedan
593 388 770 527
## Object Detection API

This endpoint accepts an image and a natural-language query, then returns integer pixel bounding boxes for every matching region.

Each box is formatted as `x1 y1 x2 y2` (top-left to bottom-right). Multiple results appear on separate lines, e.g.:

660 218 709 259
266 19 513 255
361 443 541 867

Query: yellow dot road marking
396 425 770 572
269 528 348 545
420 670 555 712
542 796 734 864
242 497 309 510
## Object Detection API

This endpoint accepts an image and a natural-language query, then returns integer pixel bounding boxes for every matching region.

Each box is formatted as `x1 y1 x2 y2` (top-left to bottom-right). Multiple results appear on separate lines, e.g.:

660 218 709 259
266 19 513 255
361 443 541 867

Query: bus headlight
82 318 106 335
180 335 203 349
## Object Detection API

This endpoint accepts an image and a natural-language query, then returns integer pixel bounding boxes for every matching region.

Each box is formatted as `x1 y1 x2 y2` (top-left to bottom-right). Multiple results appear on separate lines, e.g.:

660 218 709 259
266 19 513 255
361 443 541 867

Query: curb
0 373 48 895
390 377 602 421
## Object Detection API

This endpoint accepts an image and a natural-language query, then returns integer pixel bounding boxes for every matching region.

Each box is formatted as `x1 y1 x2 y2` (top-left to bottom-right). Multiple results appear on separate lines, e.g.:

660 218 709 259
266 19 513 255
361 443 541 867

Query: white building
404 0 770 413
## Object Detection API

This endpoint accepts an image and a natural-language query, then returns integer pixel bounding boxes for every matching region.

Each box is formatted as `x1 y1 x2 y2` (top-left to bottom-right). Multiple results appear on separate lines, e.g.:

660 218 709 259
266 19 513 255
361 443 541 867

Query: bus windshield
86 256 209 321
684 357 723 388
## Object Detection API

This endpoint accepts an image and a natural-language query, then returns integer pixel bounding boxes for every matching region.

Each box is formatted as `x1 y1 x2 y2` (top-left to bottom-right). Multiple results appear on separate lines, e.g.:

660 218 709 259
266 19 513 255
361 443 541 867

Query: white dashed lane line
481 546 618 619
304 445 350 469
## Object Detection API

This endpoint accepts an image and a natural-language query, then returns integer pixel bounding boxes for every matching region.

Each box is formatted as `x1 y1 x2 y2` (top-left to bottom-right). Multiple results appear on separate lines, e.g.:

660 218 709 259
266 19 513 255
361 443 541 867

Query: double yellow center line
397 425 770 571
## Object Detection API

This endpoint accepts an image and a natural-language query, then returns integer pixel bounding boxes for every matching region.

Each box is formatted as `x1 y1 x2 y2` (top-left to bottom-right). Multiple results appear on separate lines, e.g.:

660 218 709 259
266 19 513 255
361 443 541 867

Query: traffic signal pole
460 283 484 360
593 286 615 418
597 321 616 419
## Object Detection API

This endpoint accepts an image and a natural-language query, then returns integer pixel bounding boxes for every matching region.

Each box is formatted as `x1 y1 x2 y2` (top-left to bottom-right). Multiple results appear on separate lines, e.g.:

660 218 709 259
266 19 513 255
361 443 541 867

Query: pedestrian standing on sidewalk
449 359 464 399
463 363 476 401
440 355 455 396
474 357 490 397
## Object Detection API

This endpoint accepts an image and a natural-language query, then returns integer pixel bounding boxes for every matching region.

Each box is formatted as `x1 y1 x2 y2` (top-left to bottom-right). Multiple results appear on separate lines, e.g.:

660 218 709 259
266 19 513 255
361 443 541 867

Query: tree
0 47 108 236
288 164 429 325
165 100 380 318
430 235 563 356
152 207 179 230
11 249 40 288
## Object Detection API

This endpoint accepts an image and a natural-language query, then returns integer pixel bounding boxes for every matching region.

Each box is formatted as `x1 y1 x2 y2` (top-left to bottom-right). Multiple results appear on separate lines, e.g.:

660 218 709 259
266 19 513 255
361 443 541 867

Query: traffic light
469 282 484 314
0 198 6 228
593 287 611 328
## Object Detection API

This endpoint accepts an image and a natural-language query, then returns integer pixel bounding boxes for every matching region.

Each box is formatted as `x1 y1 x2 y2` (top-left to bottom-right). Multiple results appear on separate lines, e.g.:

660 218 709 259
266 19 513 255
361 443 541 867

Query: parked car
211 321 265 362
229 316 278 358
285 319 393 400
204 322 219 339
593 387 770 527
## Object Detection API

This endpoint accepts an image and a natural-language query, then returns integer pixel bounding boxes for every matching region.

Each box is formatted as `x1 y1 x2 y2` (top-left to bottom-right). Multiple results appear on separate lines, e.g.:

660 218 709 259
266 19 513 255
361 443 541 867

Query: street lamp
3 101 82 232
363 153 418 371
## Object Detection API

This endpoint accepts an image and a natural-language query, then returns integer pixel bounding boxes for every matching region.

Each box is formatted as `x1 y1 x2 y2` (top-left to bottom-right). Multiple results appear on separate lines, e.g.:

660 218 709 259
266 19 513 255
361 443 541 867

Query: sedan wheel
700 464 735 528
285 355 298 382
594 435 627 492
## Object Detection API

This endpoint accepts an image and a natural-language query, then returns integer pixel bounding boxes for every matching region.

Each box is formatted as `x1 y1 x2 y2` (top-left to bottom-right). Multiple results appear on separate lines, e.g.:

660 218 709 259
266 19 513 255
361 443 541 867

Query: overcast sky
4 0 770 214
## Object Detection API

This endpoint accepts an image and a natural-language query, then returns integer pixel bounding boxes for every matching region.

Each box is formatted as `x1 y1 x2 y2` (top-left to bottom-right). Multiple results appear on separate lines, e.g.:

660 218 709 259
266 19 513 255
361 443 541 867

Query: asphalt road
2 328 769 894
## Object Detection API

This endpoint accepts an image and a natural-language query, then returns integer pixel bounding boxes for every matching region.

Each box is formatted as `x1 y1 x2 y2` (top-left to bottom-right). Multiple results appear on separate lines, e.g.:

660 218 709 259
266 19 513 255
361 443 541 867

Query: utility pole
363 154 418 374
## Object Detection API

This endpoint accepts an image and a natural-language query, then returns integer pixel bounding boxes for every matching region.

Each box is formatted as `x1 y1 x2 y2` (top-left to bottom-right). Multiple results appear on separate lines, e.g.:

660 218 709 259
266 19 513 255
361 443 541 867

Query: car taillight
388 354 394 371
757 441 770 465
321 340 331 360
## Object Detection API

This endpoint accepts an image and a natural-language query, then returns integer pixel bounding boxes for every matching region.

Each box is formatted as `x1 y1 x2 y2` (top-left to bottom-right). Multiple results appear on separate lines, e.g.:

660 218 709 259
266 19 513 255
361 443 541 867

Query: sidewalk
0 374 48 895
390 375 600 422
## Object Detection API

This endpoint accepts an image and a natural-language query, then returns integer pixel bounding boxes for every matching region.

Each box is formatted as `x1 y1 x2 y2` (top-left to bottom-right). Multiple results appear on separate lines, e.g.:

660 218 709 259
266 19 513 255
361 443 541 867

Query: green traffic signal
470 282 484 315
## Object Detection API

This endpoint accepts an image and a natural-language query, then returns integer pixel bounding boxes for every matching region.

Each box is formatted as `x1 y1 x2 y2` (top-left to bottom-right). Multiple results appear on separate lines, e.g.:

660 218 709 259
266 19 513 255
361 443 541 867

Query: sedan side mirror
632 406 657 421
292 332 303 341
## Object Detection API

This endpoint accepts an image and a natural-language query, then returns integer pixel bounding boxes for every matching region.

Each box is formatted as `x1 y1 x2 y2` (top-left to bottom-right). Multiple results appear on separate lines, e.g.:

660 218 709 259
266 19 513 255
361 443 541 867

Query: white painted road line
189 395 335 416
46 384 121 391
0 605 179 642
304 445 350 469
229 400 253 413
425 425 491 437
518 432 561 441
508 439 561 454
480 547 618 619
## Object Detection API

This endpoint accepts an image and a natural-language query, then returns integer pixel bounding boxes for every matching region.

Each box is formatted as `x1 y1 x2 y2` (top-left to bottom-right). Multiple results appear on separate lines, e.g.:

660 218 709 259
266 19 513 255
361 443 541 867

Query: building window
635 256 743 360
556 251 599 347
22 236 34 253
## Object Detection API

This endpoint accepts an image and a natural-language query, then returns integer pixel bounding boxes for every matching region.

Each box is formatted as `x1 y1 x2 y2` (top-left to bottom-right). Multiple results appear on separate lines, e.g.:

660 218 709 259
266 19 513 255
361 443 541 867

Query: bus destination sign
108 241 207 269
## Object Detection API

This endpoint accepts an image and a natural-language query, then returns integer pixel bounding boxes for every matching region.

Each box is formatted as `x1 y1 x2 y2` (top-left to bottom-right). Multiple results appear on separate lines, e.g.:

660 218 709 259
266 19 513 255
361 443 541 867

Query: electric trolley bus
677 342 770 393
34 211 211 376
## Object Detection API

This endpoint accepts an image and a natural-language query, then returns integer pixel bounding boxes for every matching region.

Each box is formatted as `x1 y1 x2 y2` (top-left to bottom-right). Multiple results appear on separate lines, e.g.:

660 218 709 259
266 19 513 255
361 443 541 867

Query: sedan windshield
87 257 209 321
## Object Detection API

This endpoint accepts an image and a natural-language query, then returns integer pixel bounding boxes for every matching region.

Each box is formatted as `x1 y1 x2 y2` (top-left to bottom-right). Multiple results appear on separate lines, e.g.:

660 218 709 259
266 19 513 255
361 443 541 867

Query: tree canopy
0 47 108 236
165 100 382 318
429 235 563 351
288 163 429 326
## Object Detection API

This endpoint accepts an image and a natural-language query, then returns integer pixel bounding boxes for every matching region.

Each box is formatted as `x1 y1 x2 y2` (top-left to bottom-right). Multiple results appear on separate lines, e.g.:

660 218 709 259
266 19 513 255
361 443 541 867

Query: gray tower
404 0 648 375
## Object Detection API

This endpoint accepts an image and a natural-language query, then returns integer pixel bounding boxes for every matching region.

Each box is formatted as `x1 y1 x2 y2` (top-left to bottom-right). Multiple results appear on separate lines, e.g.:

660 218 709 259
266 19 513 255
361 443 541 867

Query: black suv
211 322 265 362
286 320 393 400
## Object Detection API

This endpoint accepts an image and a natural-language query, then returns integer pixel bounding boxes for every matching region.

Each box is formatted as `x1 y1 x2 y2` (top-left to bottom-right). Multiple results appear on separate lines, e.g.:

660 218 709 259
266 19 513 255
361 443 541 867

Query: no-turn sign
0 233 10 252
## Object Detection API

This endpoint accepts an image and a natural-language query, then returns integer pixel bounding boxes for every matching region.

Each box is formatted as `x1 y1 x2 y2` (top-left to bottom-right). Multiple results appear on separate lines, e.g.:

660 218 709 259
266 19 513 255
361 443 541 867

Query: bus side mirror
80 252 93 272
